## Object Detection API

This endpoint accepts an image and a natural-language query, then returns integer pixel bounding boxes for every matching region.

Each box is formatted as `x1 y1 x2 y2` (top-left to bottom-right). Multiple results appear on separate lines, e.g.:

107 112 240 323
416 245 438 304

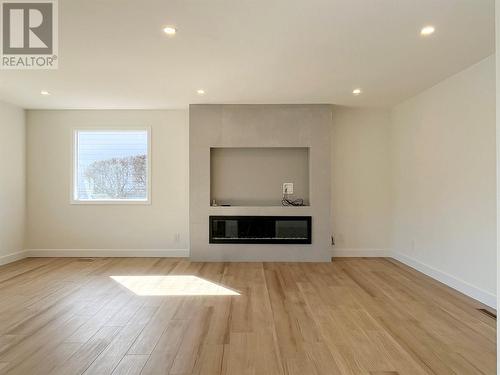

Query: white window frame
71 127 152 205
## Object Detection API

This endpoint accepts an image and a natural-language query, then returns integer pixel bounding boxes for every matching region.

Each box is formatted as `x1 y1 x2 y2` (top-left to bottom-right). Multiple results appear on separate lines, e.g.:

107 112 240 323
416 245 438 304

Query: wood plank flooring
0 257 495 375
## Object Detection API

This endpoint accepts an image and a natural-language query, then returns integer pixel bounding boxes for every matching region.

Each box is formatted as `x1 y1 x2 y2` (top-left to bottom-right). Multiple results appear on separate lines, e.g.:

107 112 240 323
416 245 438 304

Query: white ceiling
0 0 494 109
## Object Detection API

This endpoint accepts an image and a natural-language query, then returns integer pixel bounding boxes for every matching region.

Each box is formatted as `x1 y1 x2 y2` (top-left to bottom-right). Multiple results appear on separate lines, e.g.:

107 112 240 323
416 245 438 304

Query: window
73 129 150 203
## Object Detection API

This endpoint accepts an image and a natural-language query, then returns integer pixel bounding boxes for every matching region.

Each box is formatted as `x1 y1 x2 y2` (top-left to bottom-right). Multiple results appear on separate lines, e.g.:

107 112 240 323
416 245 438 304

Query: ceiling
0 0 494 109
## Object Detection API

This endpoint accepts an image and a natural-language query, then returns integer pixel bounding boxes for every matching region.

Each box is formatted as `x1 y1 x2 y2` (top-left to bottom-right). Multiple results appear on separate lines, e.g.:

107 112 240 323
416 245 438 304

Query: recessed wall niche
210 147 310 207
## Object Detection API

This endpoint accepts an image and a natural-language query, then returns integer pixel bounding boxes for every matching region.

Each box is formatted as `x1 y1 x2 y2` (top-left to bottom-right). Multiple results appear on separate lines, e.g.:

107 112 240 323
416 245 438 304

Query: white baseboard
25 249 190 258
0 250 28 266
331 248 390 257
392 252 496 309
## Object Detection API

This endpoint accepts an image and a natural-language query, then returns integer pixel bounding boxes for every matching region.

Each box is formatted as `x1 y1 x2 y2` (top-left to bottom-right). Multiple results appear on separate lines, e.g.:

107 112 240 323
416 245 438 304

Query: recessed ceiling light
40 90 50 96
352 88 362 96
420 25 435 36
163 26 177 36
197 89 205 95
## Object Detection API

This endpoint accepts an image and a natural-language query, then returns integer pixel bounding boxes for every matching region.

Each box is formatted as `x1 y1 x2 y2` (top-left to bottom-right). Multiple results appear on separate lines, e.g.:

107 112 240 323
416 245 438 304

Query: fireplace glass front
209 216 312 244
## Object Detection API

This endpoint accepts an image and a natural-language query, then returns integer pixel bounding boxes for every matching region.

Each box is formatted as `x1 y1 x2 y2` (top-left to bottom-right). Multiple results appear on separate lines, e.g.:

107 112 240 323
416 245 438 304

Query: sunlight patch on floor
110 275 240 296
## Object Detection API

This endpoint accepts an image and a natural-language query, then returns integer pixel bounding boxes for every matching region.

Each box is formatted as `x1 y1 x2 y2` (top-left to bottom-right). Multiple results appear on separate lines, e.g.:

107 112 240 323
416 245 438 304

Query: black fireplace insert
209 216 312 244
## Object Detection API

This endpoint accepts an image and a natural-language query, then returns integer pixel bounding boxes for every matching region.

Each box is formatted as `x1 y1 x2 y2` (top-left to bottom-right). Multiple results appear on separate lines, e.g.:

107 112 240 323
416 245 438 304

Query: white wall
0 101 25 265
331 107 391 256
391 55 496 306
26 110 189 255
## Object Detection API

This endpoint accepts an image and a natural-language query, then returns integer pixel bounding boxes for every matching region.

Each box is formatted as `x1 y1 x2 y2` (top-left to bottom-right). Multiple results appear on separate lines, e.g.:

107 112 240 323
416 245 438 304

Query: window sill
70 199 151 205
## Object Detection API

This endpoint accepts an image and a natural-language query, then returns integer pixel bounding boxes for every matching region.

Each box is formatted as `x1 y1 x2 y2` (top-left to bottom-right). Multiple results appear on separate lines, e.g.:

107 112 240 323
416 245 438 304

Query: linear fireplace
209 216 312 244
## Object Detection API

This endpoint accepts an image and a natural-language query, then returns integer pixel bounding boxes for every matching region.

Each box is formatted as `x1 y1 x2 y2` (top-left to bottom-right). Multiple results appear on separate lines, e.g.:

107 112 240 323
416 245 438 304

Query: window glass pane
75 130 148 201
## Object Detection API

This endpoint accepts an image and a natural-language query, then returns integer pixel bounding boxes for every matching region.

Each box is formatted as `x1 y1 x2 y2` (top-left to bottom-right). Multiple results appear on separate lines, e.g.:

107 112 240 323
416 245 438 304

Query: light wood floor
0 257 495 375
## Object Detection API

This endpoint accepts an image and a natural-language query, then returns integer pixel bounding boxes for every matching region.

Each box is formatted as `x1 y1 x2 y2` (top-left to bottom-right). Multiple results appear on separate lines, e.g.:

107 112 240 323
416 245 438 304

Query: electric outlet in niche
282 182 294 195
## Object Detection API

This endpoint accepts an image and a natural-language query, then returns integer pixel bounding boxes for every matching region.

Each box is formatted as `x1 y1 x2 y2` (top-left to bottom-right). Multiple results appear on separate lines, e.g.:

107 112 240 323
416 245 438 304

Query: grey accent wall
190 104 332 261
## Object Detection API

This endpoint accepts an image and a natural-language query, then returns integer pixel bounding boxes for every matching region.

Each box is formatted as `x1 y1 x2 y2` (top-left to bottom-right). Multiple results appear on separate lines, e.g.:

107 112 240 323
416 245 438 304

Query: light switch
283 182 294 195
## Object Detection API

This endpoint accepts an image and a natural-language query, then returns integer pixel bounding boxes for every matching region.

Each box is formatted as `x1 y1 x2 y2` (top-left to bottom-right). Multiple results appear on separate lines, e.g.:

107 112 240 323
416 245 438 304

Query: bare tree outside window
74 130 149 202
84 155 147 199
